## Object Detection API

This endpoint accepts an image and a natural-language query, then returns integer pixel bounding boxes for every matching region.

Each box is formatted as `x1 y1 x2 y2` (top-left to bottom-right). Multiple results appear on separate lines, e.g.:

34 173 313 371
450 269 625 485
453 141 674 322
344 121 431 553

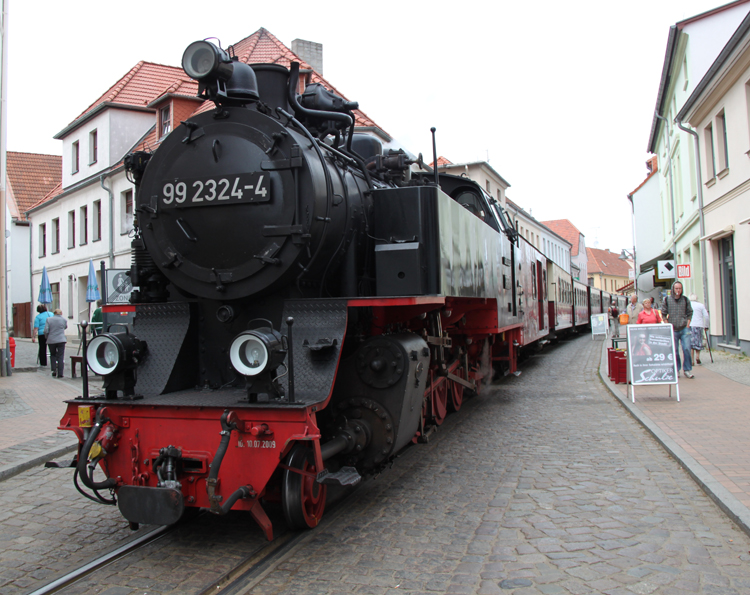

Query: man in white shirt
689 293 709 365
626 295 642 324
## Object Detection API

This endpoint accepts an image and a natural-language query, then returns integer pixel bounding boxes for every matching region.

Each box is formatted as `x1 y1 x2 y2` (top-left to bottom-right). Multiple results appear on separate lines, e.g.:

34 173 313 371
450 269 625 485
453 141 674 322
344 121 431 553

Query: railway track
26 525 172 595
24 364 506 595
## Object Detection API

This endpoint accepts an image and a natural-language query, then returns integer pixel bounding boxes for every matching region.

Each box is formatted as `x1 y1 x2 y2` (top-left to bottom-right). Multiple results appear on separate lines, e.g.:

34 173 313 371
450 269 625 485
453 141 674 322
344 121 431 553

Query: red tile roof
431 156 453 167
539 219 583 255
29 182 62 212
6 152 62 220
629 156 659 196
586 247 632 278
74 62 197 122
191 29 380 130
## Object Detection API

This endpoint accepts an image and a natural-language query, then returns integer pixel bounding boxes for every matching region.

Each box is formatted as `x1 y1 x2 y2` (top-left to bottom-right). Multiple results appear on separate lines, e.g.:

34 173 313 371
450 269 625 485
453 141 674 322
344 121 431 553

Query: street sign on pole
677 264 691 279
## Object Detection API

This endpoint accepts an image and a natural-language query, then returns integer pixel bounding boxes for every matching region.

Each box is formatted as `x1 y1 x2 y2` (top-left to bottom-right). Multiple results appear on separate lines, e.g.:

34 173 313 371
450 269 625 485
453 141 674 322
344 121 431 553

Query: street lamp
619 248 637 295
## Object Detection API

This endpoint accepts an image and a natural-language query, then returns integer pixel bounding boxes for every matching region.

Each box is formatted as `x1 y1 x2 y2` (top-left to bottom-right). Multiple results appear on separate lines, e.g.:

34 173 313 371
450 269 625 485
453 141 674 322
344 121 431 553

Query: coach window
531 265 537 299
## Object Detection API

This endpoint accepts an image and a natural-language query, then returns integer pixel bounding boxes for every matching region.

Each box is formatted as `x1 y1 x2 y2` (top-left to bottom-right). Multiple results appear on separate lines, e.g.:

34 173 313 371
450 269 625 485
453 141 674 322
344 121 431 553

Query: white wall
60 109 153 190
30 168 134 338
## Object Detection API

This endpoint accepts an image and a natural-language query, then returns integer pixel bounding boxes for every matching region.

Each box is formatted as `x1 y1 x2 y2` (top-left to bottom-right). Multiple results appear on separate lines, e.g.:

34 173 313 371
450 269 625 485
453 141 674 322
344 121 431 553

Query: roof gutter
100 174 114 269
674 118 709 310
654 112 677 264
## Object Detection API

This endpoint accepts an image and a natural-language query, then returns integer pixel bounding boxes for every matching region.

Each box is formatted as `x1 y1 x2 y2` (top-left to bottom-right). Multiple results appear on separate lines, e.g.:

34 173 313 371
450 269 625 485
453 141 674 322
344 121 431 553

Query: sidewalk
599 335 750 537
0 338 103 481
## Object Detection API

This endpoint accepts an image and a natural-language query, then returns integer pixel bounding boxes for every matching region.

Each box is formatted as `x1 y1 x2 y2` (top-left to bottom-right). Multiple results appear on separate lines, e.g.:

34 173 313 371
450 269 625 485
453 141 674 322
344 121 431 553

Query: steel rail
26 525 172 595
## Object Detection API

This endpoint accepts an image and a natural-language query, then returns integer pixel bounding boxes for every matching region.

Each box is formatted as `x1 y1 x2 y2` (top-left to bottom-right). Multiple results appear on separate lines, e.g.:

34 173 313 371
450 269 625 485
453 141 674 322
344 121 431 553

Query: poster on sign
626 323 679 402
590 313 608 339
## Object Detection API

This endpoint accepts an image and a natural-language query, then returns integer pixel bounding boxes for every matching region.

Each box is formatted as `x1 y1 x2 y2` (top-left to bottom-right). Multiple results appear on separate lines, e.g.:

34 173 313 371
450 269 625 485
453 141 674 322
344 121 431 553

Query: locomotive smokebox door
375 243 423 296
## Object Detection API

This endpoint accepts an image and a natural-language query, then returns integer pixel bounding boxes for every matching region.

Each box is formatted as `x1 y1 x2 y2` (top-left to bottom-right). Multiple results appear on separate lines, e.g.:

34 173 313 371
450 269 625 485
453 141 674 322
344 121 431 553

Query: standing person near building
689 293 709 366
625 295 643 324
609 302 620 336
44 309 68 378
661 281 694 379
32 305 54 366
91 300 103 336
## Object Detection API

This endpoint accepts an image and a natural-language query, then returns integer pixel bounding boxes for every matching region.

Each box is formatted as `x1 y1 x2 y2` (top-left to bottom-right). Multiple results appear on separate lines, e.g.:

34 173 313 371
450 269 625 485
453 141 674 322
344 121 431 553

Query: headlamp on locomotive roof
182 40 259 103
230 327 286 377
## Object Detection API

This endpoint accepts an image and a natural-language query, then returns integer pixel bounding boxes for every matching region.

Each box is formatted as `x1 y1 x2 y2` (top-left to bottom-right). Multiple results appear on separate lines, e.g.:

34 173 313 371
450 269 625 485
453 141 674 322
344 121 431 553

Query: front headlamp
87 332 145 376
230 328 285 377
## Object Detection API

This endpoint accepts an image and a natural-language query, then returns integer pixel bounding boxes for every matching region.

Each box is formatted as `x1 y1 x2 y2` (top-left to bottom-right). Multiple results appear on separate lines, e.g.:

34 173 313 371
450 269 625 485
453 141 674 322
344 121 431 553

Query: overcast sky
6 0 731 253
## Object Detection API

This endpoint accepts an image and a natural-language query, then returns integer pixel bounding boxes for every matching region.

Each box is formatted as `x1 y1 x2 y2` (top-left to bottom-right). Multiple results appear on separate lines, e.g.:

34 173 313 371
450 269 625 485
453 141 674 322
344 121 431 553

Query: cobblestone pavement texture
605 337 750 512
234 336 750 595
1 338 102 477
700 349 750 387
3 336 750 594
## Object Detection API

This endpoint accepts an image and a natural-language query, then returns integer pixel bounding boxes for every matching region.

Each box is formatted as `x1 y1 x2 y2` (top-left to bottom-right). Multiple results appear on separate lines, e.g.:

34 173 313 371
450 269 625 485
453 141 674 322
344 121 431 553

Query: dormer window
72 141 79 173
160 105 171 138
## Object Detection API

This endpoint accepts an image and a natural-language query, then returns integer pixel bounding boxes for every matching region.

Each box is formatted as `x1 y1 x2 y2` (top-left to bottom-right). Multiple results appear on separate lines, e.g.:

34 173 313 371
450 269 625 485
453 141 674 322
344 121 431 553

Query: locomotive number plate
160 172 271 207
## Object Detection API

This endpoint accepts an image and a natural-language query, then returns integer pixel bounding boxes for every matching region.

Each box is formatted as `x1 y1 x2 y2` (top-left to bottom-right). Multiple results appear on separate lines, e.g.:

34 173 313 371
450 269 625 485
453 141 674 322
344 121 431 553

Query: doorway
719 236 738 345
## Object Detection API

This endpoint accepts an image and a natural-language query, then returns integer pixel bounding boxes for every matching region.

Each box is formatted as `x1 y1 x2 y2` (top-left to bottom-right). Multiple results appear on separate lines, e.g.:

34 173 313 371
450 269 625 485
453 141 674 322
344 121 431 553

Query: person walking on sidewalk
32 305 54 366
662 281 694 378
44 309 68 378
689 293 709 366
626 295 643 324
637 298 662 324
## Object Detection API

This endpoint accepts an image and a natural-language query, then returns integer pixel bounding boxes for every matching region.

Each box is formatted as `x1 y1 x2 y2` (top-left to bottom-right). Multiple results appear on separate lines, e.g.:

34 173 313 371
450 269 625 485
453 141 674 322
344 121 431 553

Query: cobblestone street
2 335 750 594
246 335 750 595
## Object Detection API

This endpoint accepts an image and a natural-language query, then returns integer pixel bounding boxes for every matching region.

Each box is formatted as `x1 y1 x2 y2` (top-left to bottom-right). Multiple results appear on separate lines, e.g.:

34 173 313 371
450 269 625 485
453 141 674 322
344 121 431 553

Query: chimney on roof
292 39 323 75
646 155 657 173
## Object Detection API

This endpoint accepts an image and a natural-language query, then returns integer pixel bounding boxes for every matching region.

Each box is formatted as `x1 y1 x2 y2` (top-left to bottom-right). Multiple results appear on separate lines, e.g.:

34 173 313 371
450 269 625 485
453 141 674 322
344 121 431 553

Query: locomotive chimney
251 64 291 113
291 39 323 75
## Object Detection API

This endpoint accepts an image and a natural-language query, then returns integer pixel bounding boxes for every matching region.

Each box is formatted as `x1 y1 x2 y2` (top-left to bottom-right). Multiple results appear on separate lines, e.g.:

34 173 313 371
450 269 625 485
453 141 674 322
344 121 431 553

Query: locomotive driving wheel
282 444 326 530
450 367 466 412
431 379 448 425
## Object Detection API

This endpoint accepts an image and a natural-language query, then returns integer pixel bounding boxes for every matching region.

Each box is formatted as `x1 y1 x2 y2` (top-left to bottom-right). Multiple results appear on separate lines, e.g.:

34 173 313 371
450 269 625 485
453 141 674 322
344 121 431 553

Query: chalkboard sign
626 323 678 385
591 313 608 337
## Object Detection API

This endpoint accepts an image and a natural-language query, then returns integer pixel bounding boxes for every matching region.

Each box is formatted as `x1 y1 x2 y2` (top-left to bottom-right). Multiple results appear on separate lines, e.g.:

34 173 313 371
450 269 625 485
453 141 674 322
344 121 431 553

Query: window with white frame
72 141 80 173
39 223 46 257
121 189 134 233
80 205 88 245
68 211 75 249
716 111 729 172
52 218 60 254
89 129 98 164
160 105 171 138
93 200 102 242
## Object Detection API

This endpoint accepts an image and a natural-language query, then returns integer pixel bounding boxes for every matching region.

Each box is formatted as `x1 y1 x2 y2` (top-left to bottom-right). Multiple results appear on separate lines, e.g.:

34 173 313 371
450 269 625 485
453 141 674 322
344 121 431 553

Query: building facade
676 9 750 352
540 219 588 281
646 0 750 312
586 247 632 295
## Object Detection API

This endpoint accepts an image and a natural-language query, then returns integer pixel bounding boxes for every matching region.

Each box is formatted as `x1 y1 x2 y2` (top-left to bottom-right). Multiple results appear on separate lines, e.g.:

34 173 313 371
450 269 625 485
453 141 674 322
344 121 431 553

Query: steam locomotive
57 40 622 540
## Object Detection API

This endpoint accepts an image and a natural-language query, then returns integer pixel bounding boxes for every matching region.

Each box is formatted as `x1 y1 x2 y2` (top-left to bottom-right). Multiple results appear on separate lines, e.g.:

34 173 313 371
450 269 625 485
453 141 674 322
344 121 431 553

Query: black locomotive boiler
59 39 585 539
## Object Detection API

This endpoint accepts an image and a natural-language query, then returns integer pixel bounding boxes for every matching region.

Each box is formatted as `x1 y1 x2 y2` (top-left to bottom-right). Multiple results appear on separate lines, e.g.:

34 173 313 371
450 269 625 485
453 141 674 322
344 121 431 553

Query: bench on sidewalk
70 355 83 378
